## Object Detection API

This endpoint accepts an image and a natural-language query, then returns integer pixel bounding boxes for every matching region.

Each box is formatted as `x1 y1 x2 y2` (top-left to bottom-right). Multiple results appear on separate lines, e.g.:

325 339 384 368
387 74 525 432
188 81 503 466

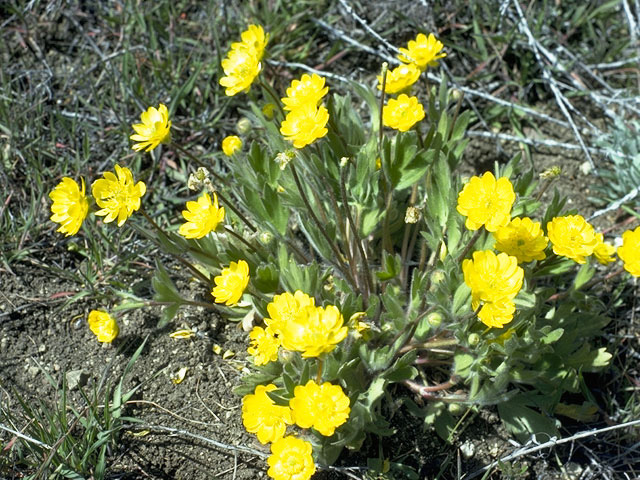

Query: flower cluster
398 32 447 71
49 177 89 236
618 226 640 276
463 250 524 328
219 25 268 96
382 93 425 132
130 104 171 152
280 73 330 149
457 172 515 232
92 164 147 227
212 260 250 306
87 310 119 343
547 215 599 264
178 192 225 239
493 217 548 263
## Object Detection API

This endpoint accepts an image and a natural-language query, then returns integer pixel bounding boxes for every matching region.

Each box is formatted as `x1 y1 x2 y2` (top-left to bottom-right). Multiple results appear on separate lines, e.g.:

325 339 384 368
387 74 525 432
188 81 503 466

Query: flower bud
468 333 480 346
430 270 445 286
427 312 443 328
236 117 252 135
261 103 276 120
405 206 421 224
448 403 465 416
259 231 273 244
450 88 462 102
439 241 448 262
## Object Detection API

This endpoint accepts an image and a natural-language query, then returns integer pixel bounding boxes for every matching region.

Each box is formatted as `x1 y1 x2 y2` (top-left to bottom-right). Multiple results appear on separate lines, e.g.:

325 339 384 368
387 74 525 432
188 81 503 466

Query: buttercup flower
547 215 598 264
279 305 348 358
267 436 315 480
212 260 250 305
493 217 548 263
463 250 523 328
457 172 515 232
290 380 351 436
382 94 425 132
281 73 328 111
618 226 640 276
92 165 146 227
242 384 293 444
130 104 171 152
49 177 89 236
477 300 516 329
222 135 243 156
280 103 329 149
398 32 446 70
178 192 225 239
248 326 280 366
88 310 119 343
231 24 269 61
377 63 421 94
593 233 616 265
265 291 316 335
219 47 262 96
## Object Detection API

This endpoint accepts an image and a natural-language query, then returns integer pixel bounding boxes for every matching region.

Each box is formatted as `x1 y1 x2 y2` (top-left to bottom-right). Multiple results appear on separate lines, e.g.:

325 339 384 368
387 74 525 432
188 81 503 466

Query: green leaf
498 399 560 444
540 328 564 345
573 262 595 291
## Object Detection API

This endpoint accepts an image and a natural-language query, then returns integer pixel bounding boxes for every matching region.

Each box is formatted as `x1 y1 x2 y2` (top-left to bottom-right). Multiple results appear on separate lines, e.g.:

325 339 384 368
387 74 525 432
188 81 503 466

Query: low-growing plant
46 23 639 478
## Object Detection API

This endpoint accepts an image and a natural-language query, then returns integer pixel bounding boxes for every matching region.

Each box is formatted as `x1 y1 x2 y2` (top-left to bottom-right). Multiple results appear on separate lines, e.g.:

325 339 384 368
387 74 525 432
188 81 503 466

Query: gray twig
336 0 401 56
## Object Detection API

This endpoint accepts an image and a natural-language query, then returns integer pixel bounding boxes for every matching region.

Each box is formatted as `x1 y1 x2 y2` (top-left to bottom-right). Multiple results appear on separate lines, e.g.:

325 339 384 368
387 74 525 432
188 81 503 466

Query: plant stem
457 229 483 263
139 209 211 285
258 78 286 119
316 358 324 384
378 63 388 154
289 162 358 289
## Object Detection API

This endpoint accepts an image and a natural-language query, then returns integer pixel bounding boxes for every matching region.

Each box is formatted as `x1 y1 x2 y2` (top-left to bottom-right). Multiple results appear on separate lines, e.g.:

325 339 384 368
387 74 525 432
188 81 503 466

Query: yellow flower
593 233 616 265
212 260 249 305
493 217 548 263
289 380 351 436
242 384 293 444
618 226 640 276
178 192 225 239
280 103 329 149
232 24 269 61
248 326 280 366
377 63 421 94
477 300 516 329
88 310 119 343
130 104 171 152
49 177 89 236
456 172 515 232
92 165 146 227
219 47 262 96
281 73 328 111
267 436 315 480
265 291 316 335
547 215 598 264
463 250 523 326
222 135 243 156
398 33 446 70
279 305 348 358
382 94 425 132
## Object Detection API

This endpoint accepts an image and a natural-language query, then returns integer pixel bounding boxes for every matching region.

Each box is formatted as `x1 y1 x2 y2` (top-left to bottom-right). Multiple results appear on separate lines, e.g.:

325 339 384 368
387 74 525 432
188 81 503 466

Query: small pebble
459 440 475 459
38 344 46 353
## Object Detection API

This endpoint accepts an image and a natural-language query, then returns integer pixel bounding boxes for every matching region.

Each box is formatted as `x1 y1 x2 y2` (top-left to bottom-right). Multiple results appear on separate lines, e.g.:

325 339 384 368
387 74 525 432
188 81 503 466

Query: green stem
139 209 211 285
456 229 483 264
290 162 358 290
378 63 388 154
258 78 286 119
316 358 324 384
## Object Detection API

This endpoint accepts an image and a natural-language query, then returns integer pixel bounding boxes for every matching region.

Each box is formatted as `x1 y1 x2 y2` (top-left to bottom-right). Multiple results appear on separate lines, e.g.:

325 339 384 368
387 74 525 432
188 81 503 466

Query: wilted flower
493 217 548 263
178 192 225 239
267 436 315 480
289 380 351 436
280 103 329 149
377 63 421 93
618 226 640 276
547 215 598 264
463 250 523 328
456 172 515 232
281 73 328 111
212 260 249 305
398 32 446 70
130 104 171 152
88 310 119 343
382 94 425 132
219 47 262 96
49 177 89 236
242 384 293 444
222 135 243 156
92 165 146 227
265 291 316 335
247 326 280 366
279 305 348 358
593 233 616 265
231 24 269 61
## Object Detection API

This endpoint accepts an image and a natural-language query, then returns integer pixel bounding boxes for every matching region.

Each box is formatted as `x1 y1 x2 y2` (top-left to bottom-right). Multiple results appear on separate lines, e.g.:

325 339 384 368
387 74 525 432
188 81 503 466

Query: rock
38 344 46 353
27 366 40 378
459 440 475 459
66 370 88 390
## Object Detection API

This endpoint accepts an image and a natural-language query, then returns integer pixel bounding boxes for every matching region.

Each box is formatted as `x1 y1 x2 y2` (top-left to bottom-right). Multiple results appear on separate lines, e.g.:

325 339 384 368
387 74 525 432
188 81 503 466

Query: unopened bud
448 403 464 416
405 206 421 224
439 242 448 262
430 270 445 286
262 103 276 120
259 231 273 244
468 333 480 346
450 88 462 102
236 117 252 135
427 312 443 328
